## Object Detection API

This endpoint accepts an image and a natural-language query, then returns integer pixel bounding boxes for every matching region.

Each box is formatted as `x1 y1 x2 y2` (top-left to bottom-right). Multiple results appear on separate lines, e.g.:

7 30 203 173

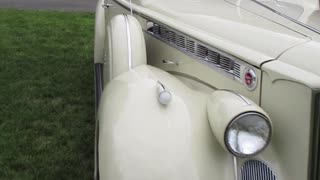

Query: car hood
124 0 312 67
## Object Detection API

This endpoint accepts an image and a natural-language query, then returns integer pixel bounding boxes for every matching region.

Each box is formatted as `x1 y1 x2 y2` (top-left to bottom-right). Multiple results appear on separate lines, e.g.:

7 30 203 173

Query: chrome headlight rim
224 112 272 158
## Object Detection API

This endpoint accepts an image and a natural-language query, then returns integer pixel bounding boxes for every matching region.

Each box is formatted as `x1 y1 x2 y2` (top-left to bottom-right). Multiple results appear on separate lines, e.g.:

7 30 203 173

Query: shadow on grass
0 9 95 180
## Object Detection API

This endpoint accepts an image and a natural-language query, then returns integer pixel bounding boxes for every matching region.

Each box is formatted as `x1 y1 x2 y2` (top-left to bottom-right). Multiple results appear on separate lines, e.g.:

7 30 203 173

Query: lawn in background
0 9 95 179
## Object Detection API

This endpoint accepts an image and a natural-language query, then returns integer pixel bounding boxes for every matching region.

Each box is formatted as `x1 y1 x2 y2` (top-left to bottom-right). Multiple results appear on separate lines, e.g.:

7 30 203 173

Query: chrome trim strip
237 93 251 105
233 156 238 180
162 59 180 65
251 0 320 35
167 71 218 90
217 89 251 105
157 80 166 90
124 14 132 69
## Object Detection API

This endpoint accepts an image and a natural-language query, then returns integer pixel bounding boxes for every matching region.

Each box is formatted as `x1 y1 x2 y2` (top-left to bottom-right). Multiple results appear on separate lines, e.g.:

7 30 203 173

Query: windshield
225 0 320 33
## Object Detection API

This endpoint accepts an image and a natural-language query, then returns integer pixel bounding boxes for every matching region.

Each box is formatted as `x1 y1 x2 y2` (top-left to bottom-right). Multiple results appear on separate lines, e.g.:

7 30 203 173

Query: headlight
207 90 273 158
225 112 271 158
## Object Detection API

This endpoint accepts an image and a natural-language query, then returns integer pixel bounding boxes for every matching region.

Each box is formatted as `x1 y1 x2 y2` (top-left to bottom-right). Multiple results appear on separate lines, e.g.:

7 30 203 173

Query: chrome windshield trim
251 0 320 35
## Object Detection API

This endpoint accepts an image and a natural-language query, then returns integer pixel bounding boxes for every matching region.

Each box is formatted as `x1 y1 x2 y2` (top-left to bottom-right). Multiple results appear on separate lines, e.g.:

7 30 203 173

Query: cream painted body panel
260 67 314 180
306 10 320 32
275 41 320 88
98 65 234 180
104 15 147 83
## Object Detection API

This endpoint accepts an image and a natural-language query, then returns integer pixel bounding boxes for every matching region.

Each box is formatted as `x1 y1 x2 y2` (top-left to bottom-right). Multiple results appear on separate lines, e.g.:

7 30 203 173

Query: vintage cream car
93 0 320 179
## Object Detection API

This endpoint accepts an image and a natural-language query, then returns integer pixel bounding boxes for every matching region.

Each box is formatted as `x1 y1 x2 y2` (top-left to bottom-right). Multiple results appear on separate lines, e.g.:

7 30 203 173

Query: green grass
0 9 95 179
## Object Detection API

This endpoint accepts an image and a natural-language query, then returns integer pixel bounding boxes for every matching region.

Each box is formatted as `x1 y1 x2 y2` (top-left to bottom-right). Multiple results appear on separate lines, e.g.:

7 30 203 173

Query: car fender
97 65 234 180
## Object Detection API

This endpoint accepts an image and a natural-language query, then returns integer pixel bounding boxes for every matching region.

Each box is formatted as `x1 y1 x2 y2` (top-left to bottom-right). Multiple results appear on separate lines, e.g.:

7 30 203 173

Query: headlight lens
225 112 271 158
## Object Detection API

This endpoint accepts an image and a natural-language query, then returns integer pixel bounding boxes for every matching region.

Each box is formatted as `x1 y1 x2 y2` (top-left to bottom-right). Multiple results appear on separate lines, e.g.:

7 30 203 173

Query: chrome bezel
243 68 258 91
224 112 272 158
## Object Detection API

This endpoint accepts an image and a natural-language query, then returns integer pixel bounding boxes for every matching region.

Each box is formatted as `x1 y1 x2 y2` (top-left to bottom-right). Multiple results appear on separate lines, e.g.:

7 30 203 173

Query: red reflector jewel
243 68 257 90
245 72 253 86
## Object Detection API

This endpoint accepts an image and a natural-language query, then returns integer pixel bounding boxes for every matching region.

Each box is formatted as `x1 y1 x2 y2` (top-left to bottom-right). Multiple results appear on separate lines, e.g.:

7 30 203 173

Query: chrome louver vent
168 31 176 44
234 62 241 79
241 160 277 180
147 21 242 79
196 44 208 59
186 40 195 53
220 56 231 72
153 24 160 34
159 26 167 39
176 34 186 48
207 50 219 64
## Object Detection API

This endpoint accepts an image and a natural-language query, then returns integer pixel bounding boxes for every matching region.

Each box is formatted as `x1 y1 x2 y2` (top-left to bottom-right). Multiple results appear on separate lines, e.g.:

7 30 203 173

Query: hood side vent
147 21 249 83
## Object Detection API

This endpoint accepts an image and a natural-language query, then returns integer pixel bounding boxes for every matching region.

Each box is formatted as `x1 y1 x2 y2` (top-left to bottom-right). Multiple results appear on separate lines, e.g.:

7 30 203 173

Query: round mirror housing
207 90 272 158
